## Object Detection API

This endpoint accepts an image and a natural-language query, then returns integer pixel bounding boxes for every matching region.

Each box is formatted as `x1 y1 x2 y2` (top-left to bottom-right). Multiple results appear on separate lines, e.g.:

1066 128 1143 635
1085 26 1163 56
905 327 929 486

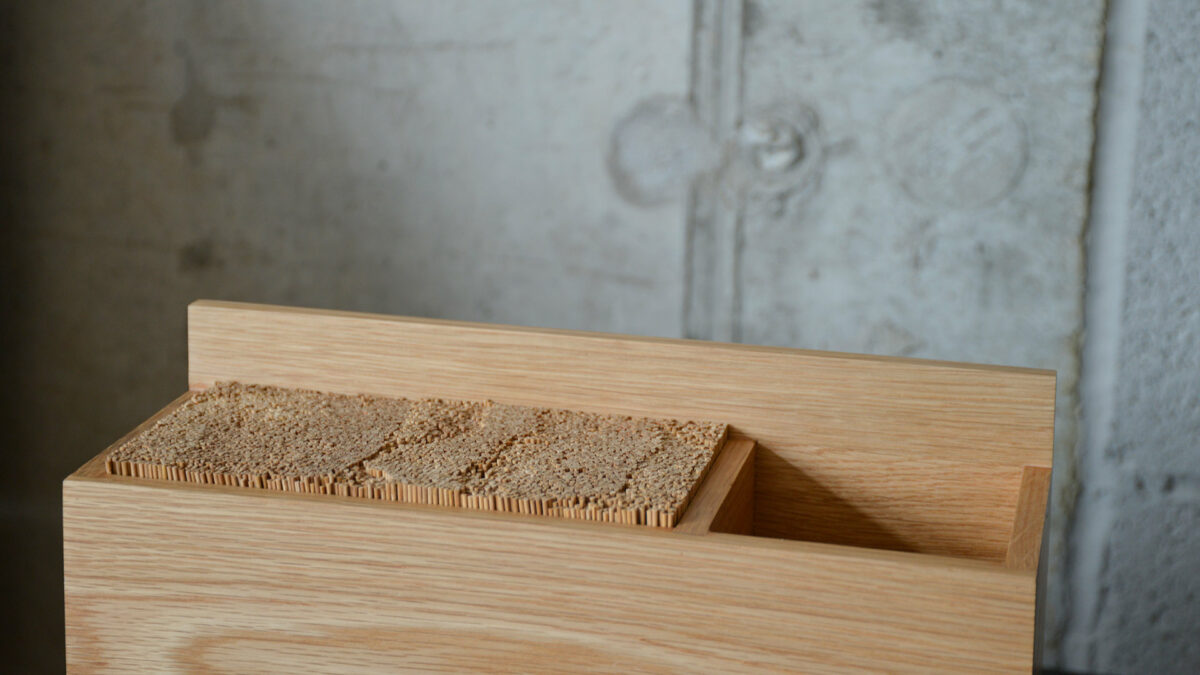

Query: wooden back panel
188 300 1055 562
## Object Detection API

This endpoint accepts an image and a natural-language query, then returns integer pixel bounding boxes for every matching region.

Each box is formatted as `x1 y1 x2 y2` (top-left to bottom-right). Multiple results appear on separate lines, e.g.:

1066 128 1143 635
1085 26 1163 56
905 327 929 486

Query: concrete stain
169 44 217 150
607 95 717 207
883 79 1027 210
178 238 222 272
908 219 936 272
868 0 926 42
742 0 764 39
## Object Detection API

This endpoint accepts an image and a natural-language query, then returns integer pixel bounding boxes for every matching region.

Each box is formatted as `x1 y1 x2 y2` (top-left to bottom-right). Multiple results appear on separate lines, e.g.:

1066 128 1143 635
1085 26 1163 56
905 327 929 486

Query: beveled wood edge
675 436 755 535
1004 465 1052 571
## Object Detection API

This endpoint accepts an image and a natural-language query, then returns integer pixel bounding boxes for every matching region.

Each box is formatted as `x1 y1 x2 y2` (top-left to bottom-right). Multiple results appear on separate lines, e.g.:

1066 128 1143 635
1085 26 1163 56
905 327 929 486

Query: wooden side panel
187 301 1055 561
64 477 1035 673
1005 466 1052 571
675 437 755 535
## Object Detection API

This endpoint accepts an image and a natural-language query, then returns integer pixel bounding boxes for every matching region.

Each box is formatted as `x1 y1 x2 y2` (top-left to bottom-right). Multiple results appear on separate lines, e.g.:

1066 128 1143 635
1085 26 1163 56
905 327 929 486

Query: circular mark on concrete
883 79 1026 210
607 96 718 207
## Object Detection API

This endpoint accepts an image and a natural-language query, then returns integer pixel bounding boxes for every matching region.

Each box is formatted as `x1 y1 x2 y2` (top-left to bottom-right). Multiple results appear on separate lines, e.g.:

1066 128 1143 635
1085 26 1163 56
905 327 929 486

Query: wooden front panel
64 476 1035 673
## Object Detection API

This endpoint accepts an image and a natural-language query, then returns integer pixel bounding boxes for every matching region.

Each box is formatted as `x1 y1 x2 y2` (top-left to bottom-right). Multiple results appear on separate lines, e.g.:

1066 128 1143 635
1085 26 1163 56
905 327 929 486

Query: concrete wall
2 1 1196 672
1062 0 1200 672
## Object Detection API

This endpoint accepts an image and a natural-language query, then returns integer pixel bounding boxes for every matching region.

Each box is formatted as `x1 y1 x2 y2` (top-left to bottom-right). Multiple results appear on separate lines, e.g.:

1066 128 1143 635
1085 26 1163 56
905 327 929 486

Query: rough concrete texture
1110 1 1200 478
1073 1 1200 671
1094 491 1200 672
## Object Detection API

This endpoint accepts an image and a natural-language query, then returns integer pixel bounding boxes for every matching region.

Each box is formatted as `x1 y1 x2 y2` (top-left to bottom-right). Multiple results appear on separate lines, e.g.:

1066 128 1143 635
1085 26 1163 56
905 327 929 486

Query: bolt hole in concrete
740 115 804 172
608 96 823 207
732 101 823 198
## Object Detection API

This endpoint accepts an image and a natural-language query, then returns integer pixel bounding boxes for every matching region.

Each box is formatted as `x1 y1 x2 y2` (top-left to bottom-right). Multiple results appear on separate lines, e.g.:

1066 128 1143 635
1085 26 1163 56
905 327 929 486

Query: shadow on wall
1 4 49 671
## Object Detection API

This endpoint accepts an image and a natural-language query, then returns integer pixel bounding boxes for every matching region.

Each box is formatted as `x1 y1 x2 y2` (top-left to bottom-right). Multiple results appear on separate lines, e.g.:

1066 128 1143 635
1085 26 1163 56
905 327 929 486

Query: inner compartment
95 385 1040 572
693 436 1047 570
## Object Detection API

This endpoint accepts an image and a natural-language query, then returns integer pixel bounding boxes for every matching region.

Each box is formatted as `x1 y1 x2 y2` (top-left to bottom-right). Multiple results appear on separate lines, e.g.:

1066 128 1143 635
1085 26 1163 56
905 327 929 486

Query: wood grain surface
675 436 755 535
187 300 1055 562
64 473 1036 673
1005 465 1053 571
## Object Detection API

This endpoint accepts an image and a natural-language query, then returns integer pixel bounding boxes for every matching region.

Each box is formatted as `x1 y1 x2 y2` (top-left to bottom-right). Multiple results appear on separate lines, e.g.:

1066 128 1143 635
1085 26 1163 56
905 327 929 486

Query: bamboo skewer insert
105 382 728 528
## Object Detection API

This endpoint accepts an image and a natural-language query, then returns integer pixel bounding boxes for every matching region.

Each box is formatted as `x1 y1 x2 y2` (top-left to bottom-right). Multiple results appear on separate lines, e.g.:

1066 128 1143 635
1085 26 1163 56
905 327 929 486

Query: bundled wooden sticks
106 382 727 528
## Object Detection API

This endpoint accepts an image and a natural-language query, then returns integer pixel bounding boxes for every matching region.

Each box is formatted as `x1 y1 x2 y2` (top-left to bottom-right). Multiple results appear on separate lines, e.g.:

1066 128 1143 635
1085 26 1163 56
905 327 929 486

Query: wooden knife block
64 300 1053 673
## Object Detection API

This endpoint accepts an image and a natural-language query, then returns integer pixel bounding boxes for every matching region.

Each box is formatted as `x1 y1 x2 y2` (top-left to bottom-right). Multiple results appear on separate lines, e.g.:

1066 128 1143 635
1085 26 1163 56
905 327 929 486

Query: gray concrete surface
1063 1 1200 672
2 1 1197 672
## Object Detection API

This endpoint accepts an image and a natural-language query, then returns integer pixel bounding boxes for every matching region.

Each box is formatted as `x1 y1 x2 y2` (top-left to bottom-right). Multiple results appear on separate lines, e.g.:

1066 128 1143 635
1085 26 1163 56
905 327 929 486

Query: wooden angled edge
1005 465 1052 571
674 435 755 535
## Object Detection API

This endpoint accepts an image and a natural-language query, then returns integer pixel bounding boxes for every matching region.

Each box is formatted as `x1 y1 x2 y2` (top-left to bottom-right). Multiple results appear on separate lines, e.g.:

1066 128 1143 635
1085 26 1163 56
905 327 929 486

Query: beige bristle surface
107 382 728 527
107 383 411 480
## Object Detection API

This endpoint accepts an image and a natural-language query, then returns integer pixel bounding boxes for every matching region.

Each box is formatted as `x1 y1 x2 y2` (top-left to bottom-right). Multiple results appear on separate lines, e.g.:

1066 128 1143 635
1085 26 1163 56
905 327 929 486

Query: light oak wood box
64 301 1054 673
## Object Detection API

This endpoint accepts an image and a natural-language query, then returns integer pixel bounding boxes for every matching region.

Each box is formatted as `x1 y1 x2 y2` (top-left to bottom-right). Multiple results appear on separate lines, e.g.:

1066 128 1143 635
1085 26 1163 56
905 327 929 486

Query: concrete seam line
1063 0 1148 670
